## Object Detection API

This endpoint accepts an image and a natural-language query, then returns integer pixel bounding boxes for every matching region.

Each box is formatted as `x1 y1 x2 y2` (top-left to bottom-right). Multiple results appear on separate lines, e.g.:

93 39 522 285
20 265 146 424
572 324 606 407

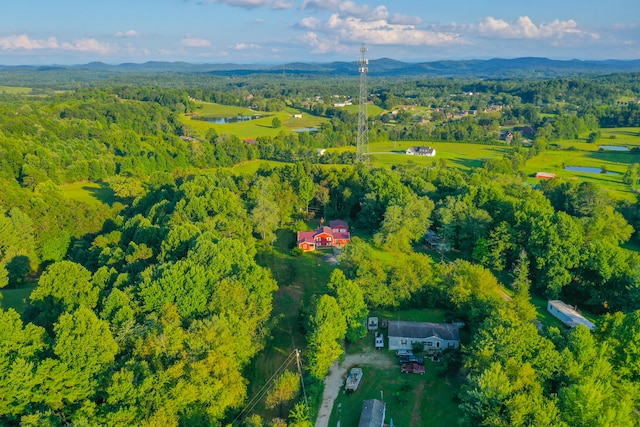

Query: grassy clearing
248 229 336 420
181 102 329 141
0 85 31 94
59 181 116 206
328 358 462 427
0 282 37 313
343 104 385 117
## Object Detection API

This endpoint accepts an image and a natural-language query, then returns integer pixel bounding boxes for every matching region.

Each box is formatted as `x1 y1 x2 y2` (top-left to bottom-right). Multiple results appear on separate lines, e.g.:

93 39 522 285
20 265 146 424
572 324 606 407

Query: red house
297 220 351 252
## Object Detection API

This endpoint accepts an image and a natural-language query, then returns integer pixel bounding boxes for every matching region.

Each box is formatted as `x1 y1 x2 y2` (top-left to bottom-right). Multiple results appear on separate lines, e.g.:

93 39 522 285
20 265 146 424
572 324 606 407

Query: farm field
0 85 31 94
181 101 329 140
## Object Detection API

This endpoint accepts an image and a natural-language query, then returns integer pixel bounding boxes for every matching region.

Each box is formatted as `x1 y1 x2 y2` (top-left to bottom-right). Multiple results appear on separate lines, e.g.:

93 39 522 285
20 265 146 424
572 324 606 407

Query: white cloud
234 43 261 50
476 16 598 40
300 32 348 54
298 13 463 48
204 0 294 9
115 30 140 38
0 34 113 54
182 36 211 47
62 38 113 54
0 34 59 50
301 0 421 24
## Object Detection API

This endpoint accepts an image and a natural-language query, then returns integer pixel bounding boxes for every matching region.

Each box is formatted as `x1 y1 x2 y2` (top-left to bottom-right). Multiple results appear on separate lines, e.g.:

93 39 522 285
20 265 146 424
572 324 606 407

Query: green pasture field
181 101 329 140
0 85 31 94
328 354 463 427
59 181 116 206
343 104 385 117
329 140 512 170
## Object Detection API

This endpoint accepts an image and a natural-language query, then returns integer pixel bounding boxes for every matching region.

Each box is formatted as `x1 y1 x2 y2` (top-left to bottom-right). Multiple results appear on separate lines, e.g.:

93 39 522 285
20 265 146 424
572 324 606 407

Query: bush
290 247 303 257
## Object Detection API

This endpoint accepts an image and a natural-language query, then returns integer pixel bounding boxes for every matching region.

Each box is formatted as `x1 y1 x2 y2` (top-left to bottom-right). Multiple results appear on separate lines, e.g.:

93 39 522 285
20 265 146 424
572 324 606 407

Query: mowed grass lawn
328 358 463 427
181 101 329 140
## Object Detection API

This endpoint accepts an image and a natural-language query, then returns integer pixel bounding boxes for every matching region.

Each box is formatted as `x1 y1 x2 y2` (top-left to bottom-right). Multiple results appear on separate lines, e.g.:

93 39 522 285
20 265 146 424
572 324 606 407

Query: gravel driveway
314 350 394 427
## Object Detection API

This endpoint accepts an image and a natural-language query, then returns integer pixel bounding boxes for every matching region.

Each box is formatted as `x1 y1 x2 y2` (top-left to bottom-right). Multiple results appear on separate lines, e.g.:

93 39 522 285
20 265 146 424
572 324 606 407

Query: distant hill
2 57 640 79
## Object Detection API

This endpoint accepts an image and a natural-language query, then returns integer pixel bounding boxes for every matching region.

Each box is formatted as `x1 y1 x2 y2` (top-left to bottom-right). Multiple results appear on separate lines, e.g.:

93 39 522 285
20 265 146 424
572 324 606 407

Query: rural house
406 146 436 156
296 220 350 252
358 399 385 427
388 320 460 352
547 300 595 330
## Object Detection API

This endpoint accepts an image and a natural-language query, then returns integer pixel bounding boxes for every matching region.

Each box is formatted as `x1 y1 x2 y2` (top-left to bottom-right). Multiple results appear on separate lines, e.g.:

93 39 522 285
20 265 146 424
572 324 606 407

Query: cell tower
356 43 369 164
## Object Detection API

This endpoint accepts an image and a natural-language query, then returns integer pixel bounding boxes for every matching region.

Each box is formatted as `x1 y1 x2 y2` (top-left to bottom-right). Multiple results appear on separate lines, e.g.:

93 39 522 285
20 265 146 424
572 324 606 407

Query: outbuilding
547 300 595 330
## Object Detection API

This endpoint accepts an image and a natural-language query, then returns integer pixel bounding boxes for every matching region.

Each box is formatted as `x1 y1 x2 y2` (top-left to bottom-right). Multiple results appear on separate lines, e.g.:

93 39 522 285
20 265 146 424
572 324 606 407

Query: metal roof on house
388 320 460 341
358 399 385 427
548 300 595 330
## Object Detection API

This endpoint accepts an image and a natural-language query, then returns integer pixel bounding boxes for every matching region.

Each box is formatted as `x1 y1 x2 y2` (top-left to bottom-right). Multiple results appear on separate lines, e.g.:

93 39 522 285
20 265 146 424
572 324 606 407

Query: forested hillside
2 70 640 426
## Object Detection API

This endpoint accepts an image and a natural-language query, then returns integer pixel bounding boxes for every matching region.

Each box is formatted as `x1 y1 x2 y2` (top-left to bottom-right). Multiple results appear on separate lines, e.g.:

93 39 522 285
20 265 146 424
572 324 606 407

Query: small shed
358 399 385 427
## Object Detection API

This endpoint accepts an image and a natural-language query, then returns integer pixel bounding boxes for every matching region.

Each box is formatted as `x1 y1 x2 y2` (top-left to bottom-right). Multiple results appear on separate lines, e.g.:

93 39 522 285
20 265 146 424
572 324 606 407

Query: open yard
327 350 462 427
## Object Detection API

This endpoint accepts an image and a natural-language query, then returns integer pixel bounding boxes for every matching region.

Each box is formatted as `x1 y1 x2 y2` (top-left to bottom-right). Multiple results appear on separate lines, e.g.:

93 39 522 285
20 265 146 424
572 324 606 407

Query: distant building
406 146 436 156
535 172 557 179
388 320 460 352
547 300 595 330
358 399 385 427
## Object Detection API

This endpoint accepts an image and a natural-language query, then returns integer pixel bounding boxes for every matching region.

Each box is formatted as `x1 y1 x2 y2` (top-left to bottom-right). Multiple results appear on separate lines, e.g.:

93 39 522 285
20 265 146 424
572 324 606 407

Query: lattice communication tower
356 43 369 164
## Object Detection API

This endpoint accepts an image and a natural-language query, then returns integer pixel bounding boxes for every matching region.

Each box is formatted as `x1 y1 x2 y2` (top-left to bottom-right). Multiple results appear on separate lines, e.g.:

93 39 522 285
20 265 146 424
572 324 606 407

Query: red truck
401 362 425 374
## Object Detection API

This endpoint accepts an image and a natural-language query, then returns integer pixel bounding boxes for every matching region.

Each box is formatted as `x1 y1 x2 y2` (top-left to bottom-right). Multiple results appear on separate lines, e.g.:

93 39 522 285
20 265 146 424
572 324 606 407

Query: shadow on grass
83 182 116 206
583 150 639 164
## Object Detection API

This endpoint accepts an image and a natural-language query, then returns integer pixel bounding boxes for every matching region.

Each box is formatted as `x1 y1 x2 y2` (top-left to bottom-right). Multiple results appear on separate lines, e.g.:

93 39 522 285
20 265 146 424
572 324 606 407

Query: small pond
565 166 618 175
599 145 630 151
198 115 267 124
294 127 319 133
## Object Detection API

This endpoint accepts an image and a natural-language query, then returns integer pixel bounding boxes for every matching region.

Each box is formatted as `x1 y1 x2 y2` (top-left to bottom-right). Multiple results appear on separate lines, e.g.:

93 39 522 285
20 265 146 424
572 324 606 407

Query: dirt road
314 350 394 427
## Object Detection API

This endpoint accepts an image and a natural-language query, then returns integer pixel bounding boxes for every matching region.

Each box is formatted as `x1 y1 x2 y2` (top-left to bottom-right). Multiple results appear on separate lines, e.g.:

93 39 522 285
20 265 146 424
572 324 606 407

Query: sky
1 0 639 65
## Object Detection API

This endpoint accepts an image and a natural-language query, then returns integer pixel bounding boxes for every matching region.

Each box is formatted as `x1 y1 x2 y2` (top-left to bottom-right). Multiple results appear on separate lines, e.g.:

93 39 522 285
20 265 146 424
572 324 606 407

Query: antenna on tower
356 43 369 164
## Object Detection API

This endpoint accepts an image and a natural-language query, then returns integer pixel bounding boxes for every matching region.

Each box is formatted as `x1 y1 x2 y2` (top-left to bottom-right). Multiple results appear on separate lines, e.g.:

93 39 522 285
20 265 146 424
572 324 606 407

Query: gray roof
388 320 460 341
548 300 595 330
359 399 385 427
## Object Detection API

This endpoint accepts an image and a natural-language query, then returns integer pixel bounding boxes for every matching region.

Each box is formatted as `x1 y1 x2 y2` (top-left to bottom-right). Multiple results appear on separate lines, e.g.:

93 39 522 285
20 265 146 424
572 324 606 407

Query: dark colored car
401 362 425 374
399 355 425 364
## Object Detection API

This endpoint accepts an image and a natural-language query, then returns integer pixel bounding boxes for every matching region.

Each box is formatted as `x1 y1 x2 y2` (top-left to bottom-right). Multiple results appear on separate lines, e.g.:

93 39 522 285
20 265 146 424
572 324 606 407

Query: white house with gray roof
387 320 460 352
547 300 595 330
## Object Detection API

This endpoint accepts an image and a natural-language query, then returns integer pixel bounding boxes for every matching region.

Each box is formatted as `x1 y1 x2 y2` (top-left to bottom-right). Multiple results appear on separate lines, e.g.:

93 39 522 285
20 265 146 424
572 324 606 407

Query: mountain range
2 57 640 78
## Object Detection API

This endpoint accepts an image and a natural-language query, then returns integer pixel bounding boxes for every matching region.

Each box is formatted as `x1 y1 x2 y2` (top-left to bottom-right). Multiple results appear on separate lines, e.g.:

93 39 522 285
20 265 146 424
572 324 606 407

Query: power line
231 350 298 425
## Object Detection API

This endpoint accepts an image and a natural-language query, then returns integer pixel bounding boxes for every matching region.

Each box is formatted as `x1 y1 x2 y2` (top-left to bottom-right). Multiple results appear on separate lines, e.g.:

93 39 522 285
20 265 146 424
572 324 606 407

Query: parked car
401 363 425 374
399 355 425 364
396 350 413 357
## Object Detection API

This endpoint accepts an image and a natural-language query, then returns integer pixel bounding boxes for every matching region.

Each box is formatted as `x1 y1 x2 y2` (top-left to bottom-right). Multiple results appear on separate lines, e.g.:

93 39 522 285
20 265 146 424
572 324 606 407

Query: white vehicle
345 368 363 392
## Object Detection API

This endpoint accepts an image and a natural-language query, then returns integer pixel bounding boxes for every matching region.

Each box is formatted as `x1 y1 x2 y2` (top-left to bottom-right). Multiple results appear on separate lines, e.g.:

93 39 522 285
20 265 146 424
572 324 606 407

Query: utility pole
356 43 369 164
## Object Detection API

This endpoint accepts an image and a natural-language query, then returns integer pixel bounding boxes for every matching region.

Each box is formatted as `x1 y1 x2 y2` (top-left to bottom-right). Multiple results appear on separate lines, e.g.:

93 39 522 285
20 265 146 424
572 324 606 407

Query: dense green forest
2 70 640 426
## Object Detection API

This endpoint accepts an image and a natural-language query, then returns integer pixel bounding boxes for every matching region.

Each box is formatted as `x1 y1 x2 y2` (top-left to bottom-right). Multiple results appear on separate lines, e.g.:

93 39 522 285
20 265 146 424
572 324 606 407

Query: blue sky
1 0 639 65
